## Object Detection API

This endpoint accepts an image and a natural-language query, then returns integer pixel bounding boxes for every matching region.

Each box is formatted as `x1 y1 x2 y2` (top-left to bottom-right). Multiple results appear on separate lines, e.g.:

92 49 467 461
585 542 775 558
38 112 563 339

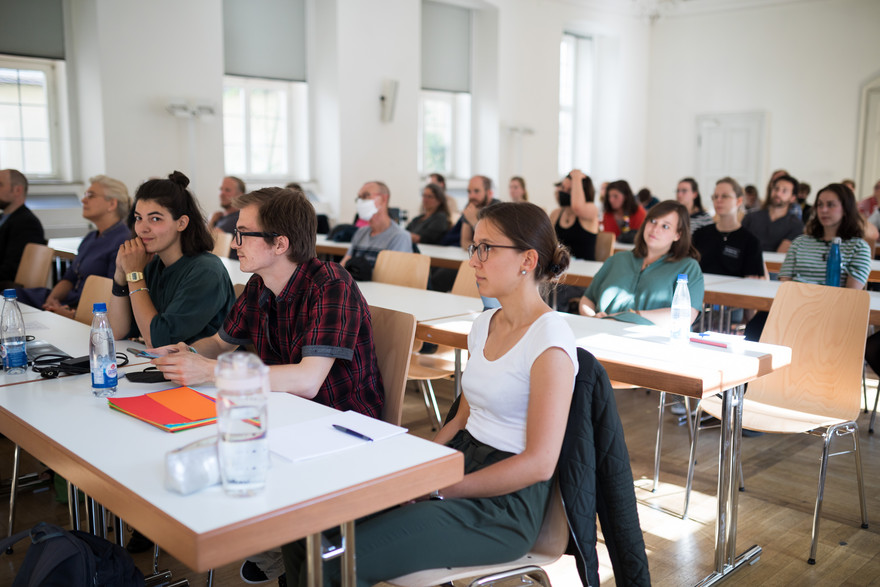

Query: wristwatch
126 271 145 283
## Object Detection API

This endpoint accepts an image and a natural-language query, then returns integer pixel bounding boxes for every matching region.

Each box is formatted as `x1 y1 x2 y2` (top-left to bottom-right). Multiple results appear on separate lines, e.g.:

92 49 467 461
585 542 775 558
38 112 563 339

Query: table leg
454 349 462 397
341 521 356 587
695 384 762 586
306 533 323 587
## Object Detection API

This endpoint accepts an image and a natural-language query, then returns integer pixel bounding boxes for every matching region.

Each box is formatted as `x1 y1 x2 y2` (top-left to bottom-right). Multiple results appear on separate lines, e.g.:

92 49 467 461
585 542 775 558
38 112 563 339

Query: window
223 76 309 180
420 1 472 179
558 33 594 178
0 55 65 178
418 91 471 178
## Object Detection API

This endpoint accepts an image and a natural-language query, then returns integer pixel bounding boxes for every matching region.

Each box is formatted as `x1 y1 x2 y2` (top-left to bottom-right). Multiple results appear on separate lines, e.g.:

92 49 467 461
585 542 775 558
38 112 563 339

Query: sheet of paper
269 411 407 463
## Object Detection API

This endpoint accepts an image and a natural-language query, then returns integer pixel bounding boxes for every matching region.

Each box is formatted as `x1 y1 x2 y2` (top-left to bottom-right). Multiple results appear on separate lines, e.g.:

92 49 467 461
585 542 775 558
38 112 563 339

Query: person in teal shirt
578 200 704 327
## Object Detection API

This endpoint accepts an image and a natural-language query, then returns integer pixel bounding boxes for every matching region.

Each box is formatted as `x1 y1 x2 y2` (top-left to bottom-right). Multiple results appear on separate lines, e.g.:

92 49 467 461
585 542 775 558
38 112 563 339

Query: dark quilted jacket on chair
559 348 651 586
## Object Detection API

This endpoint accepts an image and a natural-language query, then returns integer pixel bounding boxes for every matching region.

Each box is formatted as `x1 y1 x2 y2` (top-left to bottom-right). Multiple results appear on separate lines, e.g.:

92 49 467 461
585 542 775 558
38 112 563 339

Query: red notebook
108 387 217 433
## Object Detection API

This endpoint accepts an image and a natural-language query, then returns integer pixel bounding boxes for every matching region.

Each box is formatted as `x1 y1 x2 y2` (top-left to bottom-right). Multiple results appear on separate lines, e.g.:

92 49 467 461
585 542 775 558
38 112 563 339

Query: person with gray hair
17 174 131 315
340 180 412 273
0 169 46 288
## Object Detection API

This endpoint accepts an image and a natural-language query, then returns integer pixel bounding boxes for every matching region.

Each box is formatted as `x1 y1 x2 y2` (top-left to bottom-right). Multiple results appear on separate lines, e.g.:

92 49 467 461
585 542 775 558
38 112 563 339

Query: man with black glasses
151 185 384 419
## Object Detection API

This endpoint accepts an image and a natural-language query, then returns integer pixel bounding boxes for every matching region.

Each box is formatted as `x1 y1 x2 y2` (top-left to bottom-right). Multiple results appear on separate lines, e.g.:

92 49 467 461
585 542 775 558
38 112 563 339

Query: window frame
558 32 594 178
222 75 310 182
418 89 471 181
0 53 68 181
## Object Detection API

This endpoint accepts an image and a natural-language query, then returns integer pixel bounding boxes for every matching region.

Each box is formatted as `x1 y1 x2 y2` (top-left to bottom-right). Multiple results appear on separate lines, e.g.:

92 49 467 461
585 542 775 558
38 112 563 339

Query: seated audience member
741 174 804 252
764 168 797 217
579 200 704 328
797 181 812 222
843 179 856 193
208 176 245 233
743 184 761 215
550 169 599 260
508 176 528 202
858 179 880 217
407 183 451 244
155 186 385 583
152 185 384 413
440 175 497 248
0 169 46 288
17 175 131 316
340 181 412 273
637 188 660 210
745 183 870 341
108 171 236 348
601 180 646 244
693 177 765 279
282 201 577 584
676 177 713 233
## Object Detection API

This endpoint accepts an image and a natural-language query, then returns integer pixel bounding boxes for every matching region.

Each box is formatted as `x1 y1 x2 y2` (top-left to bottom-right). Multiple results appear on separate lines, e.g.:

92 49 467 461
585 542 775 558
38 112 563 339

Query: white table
0 373 463 580
416 311 791 586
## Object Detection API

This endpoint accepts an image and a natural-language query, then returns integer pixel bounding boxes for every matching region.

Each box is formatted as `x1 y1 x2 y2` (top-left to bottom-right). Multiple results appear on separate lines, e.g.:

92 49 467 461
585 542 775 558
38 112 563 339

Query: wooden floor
2 376 880 586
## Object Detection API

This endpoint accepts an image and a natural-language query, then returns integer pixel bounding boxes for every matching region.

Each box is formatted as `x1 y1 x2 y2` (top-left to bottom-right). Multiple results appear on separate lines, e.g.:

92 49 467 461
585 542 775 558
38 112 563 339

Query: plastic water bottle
1 289 27 375
215 351 269 496
825 237 842 287
670 274 691 344
89 302 117 397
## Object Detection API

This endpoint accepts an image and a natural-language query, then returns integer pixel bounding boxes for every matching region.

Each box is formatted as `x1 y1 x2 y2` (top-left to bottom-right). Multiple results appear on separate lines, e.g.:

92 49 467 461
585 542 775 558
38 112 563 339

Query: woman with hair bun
109 171 236 348
282 201 578 583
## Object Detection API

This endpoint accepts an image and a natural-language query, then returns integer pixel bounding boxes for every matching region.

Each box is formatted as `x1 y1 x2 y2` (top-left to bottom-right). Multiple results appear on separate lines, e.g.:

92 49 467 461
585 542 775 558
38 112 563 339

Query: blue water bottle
825 237 841 287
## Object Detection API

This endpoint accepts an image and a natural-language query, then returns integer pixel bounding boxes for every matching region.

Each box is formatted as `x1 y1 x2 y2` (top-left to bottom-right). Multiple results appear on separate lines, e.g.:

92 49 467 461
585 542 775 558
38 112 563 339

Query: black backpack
0 522 145 587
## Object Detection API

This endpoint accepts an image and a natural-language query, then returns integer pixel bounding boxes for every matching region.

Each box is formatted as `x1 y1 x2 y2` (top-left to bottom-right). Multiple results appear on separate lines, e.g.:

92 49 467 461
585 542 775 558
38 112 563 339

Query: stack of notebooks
108 387 217 432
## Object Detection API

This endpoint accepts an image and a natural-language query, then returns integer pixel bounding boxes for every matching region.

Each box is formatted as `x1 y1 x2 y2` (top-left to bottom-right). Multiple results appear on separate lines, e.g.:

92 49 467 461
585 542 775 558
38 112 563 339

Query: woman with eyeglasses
109 171 236 348
282 201 577 584
579 200 704 327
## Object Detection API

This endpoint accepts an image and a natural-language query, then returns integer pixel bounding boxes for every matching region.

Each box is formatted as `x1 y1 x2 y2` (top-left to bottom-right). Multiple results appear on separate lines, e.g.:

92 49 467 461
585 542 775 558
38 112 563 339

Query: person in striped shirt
779 183 871 288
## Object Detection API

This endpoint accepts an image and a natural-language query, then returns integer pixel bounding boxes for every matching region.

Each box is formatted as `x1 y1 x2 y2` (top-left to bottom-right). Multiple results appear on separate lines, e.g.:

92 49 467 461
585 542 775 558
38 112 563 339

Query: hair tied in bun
168 170 190 188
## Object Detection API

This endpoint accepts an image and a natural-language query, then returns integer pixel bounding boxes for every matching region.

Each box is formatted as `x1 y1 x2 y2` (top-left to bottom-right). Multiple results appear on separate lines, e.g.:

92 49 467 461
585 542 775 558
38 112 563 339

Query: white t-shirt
463 309 578 454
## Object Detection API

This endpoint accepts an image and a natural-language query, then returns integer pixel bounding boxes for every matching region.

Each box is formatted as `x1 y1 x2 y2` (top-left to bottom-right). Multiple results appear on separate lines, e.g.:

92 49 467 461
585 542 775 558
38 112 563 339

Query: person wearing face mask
340 181 413 273
550 169 599 261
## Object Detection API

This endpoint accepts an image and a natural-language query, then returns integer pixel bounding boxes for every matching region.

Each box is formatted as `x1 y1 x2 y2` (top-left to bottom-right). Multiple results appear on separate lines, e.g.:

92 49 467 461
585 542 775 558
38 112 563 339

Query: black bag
344 255 374 281
0 522 145 587
327 223 357 242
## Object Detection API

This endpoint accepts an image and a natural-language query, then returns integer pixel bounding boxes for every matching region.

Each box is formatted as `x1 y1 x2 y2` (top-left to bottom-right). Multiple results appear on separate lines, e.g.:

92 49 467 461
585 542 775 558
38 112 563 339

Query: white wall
647 0 880 201
66 0 225 217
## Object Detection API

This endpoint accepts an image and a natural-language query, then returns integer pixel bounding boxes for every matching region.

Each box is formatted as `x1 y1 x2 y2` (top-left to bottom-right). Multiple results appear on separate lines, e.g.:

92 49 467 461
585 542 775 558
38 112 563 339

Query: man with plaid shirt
151 185 384 419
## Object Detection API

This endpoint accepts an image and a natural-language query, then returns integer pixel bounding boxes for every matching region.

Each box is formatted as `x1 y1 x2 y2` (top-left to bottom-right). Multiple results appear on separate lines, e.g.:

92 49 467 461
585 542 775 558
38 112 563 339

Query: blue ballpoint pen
332 424 374 442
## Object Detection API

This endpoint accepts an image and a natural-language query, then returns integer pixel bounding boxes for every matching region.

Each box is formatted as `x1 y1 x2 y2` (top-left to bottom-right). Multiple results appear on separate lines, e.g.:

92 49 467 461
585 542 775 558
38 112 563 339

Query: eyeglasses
232 228 280 246
467 242 523 262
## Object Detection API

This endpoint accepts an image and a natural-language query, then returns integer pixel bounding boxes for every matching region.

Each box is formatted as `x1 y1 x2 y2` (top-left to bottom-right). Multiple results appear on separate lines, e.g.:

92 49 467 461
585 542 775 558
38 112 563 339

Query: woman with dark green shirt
109 171 235 348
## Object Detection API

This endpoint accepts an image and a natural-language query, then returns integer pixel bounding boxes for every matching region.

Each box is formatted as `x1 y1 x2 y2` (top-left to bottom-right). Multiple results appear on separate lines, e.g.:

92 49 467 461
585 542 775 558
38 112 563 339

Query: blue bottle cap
3 289 16 298
677 274 688 280
93 302 107 312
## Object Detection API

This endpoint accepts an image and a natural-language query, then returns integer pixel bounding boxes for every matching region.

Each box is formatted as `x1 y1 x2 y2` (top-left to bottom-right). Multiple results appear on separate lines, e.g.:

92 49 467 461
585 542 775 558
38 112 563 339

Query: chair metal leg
469 565 551 587
684 402 704 519
852 426 869 531
870 387 879 434
418 380 441 430
68 482 81 530
653 391 666 492
6 444 20 553
808 428 835 564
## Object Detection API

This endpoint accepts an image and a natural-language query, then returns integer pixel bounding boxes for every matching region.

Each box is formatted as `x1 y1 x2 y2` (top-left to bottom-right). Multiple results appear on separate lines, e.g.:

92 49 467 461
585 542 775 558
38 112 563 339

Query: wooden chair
388 479 567 587
687 282 870 564
13 243 54 288
233 283 246 298
594 230 616 262
369 305 417 427
373 250 430 290
211 229 233 258
450 260 480 298
72 275 113 325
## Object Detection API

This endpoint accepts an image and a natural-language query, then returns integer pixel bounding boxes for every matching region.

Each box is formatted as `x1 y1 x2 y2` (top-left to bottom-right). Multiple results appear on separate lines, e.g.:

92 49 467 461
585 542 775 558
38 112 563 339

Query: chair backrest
594 231 616 262
751 281 870 421
233 283 246 298
450 260 480 298
369 305 417 426
14 243 55 289
212 229 233 258
73 275 113 325
373 250 431 290
528 479 569 558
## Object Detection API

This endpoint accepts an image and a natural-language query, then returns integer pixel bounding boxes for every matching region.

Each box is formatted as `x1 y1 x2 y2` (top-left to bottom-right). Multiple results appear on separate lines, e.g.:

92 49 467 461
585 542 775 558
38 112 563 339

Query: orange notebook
108 387 217 433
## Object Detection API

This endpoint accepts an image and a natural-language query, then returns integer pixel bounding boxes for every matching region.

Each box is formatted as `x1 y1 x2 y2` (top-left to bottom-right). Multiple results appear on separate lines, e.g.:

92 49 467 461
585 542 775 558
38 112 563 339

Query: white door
695 112 765 207
858 88 880 194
